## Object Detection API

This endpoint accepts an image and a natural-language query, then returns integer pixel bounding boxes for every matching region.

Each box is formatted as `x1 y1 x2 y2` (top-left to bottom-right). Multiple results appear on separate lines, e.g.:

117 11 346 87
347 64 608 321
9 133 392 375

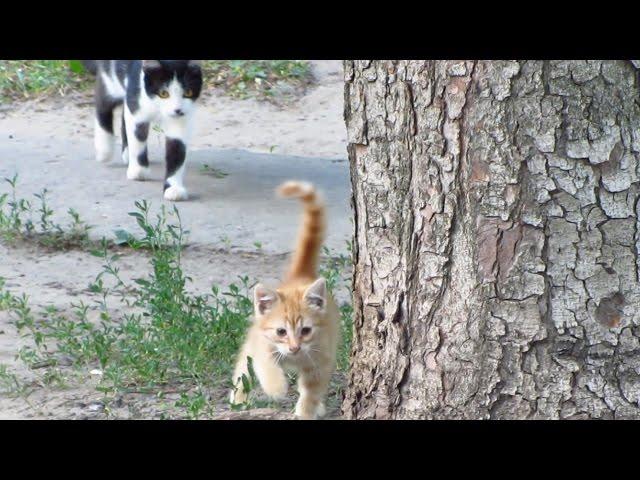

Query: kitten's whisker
273 351 284 365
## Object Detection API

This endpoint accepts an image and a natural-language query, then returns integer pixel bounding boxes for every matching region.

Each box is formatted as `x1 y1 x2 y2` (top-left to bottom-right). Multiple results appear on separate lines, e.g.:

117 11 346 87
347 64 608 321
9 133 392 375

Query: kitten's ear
142 60 162 70
304 278 326 312
254 284 279 317
188 60 202 67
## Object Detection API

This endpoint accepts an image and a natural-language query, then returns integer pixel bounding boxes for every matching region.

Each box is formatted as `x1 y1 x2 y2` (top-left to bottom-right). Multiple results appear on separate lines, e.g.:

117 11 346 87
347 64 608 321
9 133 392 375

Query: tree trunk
342 60 640 419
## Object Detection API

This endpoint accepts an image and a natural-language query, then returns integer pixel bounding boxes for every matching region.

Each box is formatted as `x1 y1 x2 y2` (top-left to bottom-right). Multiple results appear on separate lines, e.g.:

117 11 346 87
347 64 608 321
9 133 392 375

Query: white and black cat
84 60 203 201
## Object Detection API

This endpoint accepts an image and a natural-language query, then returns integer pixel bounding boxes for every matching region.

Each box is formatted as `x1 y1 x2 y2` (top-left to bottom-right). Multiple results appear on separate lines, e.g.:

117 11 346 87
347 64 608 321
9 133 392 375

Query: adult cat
85 60 203 201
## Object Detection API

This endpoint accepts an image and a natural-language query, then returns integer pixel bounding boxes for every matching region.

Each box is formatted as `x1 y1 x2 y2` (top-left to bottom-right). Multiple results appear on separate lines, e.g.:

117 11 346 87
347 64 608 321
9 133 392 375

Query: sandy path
0 60 350 419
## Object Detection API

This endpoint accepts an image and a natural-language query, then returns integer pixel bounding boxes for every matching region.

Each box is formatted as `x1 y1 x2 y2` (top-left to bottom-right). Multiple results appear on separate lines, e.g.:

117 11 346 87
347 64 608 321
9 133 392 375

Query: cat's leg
295 367 331 419
230 346 252 405
123 104 151 181
230 343 288 404
162 117 191 201
120 109 129 165
253 353 288 400
94 83 117 163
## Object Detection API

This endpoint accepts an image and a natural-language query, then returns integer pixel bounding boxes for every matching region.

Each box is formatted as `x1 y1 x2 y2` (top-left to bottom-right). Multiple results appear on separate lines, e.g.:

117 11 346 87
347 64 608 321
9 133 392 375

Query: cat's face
142 60 203 118
254 278 327 358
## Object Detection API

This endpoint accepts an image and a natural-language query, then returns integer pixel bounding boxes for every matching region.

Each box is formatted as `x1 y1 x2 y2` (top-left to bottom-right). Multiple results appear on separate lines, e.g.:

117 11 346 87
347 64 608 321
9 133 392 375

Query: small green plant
0 277 14 311
199 164 229 179
319 244 353 372
219 234 232 252
0 175 91 249
203 60 312 101
0 364 24 396
229 356 257 410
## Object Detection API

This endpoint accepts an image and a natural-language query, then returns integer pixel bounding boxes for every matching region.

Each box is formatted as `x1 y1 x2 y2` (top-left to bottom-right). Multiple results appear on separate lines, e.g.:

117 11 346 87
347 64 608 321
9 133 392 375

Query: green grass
203 60 312 101
2 200 254 418
0 60 91 102
320 244 354 373
0 60 312 104
0 178 353 418
0 364 25 396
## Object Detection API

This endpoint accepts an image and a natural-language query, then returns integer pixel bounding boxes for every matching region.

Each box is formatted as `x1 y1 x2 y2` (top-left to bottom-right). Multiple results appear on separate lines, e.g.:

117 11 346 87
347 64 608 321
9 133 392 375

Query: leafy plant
0 175 91 249
3 200 253 418
0 60 91 102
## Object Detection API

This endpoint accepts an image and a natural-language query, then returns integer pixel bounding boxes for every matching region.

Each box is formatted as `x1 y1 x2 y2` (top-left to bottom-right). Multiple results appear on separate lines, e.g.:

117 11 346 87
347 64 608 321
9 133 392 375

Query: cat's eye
158 90 170 99
301 327 312 336
276 328 287 337
183 89 194 98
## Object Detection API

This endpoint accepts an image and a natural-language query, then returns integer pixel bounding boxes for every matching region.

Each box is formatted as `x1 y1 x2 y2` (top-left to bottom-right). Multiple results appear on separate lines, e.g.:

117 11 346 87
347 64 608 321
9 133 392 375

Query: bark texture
343 60 640 419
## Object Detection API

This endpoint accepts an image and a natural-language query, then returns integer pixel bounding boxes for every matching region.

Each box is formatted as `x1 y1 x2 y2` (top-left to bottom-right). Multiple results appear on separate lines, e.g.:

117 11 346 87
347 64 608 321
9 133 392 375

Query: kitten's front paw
294 399 320 419
126 164 151 181
164 185 189 202
121 148 129 165
262 378 288 400
294 398 326 419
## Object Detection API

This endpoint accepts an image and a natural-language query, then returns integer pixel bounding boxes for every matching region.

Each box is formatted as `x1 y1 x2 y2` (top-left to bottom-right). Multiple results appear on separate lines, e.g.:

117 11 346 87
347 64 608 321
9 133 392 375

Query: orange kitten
230 181 339 419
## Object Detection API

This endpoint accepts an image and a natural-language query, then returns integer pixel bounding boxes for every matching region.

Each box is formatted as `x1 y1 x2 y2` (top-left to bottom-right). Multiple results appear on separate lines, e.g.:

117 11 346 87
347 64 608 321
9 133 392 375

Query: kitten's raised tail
277 181 325 281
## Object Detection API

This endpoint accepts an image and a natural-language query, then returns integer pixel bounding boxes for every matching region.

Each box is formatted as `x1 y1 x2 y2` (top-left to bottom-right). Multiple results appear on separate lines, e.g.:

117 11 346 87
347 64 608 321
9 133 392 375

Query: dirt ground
0 60 350 419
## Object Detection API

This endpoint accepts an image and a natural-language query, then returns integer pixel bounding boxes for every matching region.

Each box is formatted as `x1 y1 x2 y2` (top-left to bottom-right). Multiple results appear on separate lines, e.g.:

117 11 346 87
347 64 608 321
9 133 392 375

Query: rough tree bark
342 60 640 419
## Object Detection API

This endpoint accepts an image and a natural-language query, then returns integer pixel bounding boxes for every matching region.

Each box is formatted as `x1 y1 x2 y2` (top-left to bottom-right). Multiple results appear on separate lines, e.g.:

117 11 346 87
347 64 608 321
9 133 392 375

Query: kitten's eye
158 90 170 99
276 328 287 337
301 327 312 336
183 89 193 98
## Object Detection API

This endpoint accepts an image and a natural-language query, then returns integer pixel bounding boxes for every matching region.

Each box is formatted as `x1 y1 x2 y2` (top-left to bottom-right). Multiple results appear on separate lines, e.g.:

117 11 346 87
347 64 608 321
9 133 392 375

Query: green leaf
69 60 84 74
113 228 135 246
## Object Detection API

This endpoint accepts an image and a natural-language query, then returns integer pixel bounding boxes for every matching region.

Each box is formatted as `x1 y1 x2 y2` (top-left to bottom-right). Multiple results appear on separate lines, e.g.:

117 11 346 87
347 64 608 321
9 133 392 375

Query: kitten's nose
289 345 300 354
174 108 184 116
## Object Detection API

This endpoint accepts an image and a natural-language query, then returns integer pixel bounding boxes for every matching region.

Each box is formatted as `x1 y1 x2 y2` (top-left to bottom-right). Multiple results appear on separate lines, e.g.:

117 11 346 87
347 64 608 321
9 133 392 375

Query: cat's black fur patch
121 114 128 154
135 123 149 142
138 147 149 167
165 138 186 189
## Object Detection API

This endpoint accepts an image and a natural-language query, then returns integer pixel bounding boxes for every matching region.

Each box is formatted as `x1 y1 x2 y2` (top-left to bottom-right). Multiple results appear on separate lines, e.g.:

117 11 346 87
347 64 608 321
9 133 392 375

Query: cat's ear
187 60 202 67
254 283 279 317
304 278 326 312
142 60 162 71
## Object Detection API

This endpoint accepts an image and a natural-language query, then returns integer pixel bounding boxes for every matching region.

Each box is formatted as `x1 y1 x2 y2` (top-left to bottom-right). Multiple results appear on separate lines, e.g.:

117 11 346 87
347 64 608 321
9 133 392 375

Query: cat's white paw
316 401 326 418
126 164 151 181
164 185 189 202
121 148 129 165
96 149 113 163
